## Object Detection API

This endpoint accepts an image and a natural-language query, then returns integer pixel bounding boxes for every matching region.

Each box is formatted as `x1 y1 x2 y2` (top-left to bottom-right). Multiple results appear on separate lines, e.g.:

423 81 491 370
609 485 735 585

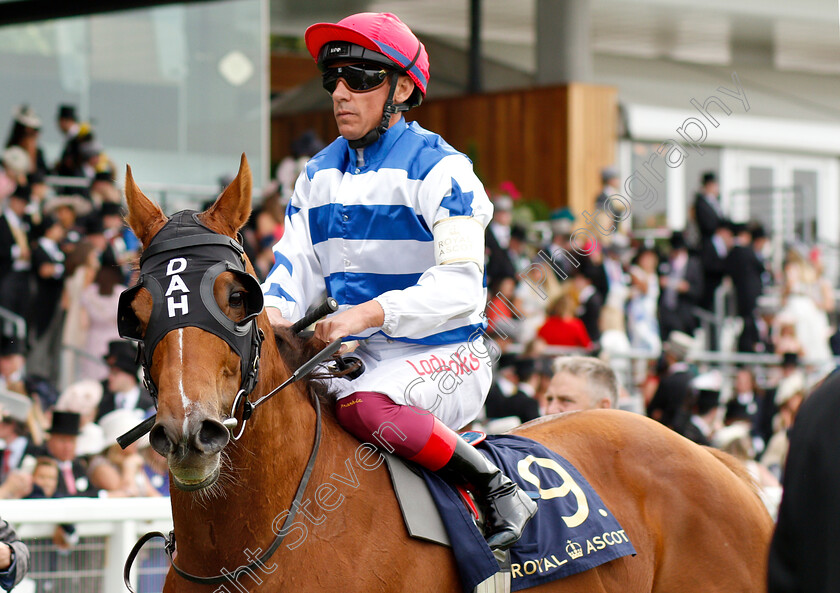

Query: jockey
262 12 536 550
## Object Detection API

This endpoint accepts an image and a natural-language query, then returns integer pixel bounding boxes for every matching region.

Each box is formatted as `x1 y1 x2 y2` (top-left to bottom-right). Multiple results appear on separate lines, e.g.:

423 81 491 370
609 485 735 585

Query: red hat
305 12 429 103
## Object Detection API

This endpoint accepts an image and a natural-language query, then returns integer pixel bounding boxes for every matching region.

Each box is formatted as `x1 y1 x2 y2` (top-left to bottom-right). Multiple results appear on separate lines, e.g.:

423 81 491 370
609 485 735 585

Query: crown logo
566 539 583 559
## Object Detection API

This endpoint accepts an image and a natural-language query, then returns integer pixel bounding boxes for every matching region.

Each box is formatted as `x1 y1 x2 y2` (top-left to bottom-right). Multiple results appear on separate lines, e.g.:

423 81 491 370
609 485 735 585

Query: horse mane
272 327 338 417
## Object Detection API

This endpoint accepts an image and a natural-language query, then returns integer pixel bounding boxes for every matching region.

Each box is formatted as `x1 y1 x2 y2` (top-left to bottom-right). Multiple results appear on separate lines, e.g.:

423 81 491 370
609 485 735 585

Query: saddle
384 430 489 543
381 433 636 593
383 430 513 593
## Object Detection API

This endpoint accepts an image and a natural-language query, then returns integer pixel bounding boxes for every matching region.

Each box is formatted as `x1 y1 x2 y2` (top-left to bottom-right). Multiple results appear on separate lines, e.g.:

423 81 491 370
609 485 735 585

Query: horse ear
124 164 167 248
199 153 252 238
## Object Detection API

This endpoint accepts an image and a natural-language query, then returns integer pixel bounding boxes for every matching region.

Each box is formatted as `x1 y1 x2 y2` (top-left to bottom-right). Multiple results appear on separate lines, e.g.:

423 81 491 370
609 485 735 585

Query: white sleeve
260 170 326 321
373 155 492 337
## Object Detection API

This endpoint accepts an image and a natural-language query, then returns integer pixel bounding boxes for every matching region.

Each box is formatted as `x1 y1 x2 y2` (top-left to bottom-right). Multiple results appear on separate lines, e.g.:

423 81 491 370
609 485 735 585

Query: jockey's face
329 62 414 141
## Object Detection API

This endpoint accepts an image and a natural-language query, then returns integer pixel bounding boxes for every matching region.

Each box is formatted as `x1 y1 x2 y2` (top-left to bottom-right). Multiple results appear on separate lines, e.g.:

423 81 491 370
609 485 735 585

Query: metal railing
0 306 27 345
5 497 172 593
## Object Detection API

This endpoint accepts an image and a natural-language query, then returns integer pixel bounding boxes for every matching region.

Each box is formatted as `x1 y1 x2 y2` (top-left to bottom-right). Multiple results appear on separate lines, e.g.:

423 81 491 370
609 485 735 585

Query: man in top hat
0 184 33 341
679 371 722 446
693 171 724 247
95 340 153 422
658 230 704 339
30 215 66 339
485 194 517 290
699 218 733 313
594 166 619 210
647 331 697 430
726 222 769 352
54 104 83 178
484 355 541 427
27 411 93 497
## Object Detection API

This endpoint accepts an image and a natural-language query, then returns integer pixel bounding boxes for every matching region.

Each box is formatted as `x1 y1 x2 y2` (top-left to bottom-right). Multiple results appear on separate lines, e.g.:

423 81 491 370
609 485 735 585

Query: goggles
322 64 390 94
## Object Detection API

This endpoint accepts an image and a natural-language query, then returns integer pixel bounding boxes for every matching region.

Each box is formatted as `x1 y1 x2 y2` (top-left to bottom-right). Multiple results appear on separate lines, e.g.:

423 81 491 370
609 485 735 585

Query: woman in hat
42 194 91 250
79 262 126 381
4 105 48 179
88 408 159 497
59 240 100 385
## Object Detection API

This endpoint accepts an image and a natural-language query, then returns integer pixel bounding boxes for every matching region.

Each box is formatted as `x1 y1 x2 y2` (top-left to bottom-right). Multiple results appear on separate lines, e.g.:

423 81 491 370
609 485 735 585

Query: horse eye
229 291 245 307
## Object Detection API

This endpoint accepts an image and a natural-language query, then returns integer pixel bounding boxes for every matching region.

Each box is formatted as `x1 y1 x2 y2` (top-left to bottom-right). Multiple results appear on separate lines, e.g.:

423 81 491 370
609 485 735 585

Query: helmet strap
348 72 408 150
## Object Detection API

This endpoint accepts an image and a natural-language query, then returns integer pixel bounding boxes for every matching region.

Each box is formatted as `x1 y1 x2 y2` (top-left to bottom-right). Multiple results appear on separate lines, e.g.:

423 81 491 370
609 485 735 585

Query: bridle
118 212 340 591
117 211 265 415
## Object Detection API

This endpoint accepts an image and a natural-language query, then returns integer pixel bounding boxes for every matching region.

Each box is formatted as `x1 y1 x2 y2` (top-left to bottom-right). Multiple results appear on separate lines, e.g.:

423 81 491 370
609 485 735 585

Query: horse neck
168 322 354 570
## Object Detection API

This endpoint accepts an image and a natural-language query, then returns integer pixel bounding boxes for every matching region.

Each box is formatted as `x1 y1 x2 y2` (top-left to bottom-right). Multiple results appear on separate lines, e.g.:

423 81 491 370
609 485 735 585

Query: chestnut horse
122 155 772 593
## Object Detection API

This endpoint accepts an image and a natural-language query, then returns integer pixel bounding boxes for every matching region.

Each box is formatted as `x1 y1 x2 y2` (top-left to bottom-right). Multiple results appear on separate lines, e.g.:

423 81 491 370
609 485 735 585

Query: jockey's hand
266 307 292 333
314 300 384 352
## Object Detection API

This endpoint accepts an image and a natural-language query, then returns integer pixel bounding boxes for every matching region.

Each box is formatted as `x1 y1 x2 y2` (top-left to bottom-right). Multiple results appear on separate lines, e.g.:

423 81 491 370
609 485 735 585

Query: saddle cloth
385 434 635 593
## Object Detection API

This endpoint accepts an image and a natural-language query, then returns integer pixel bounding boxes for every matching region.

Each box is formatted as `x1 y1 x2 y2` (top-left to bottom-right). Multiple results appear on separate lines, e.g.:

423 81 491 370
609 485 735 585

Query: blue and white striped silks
261 117 493 346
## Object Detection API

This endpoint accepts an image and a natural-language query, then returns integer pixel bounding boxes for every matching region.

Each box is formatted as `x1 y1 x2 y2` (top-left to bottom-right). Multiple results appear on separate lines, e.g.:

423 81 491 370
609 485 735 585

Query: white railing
4 497 173 593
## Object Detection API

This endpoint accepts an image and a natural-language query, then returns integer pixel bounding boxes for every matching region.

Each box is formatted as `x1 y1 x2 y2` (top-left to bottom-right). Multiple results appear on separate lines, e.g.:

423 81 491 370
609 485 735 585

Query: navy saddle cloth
420 434 636 592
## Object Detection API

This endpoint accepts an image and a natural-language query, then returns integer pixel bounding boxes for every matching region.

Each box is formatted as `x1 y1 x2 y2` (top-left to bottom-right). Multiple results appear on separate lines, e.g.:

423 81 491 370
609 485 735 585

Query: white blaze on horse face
175 328 194 436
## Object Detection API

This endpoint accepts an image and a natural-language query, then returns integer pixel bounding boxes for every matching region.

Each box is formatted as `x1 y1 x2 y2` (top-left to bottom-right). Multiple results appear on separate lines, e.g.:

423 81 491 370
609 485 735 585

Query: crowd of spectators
0 113 834 585
476 166 839 520
0 103 164 517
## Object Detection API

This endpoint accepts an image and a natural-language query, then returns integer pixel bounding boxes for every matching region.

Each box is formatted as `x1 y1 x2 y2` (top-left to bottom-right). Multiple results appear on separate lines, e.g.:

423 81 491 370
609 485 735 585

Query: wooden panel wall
566 84 619 216
271 84 617 214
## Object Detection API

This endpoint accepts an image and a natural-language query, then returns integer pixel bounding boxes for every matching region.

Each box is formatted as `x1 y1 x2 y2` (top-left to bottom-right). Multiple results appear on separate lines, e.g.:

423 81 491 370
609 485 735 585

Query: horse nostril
193 419 230 454
149 423 174 457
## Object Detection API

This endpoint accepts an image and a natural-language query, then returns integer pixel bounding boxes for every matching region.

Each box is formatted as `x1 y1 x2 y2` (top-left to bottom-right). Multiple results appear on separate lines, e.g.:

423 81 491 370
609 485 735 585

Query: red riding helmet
305 12 429 108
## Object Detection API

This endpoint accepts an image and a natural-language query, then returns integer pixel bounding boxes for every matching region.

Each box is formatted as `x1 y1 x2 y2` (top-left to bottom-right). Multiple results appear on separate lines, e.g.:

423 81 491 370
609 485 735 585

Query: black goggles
322 65 391 94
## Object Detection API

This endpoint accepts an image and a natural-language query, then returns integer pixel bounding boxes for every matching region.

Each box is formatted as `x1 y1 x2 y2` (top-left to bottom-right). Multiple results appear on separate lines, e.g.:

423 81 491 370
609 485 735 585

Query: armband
433 216 484 271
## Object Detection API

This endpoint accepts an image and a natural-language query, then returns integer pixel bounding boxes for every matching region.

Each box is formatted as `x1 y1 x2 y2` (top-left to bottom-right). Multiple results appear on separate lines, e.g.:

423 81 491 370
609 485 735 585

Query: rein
122 340 339 592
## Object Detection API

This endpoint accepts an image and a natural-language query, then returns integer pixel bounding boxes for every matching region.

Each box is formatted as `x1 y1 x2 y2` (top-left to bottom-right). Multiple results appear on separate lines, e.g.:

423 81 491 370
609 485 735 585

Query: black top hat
58 104 77 120
10 184 30 203
749 222 767 241
510 224 527 242
100 202 123 217
104 340 139 376
49 411 81 436
701 171 717 186
84 213 105 235
92 171 114 184
513 357 536 381
27 170 45 186
781 351 799 368
669 230 687 251
724 399 752 423
0 336 24 357
496 353 518 371
695 389 720 415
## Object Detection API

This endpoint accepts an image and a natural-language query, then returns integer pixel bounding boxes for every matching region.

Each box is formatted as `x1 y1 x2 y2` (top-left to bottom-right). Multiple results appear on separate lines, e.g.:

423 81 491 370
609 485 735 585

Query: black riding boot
438 437 538 550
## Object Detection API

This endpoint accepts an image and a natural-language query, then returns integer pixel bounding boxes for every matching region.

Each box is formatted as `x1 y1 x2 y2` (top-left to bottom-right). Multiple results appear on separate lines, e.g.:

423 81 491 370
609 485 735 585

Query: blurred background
0 1 838 591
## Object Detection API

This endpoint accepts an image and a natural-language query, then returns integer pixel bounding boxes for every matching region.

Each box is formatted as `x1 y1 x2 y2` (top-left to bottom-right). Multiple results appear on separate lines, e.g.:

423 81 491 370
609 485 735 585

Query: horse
121 155 773 593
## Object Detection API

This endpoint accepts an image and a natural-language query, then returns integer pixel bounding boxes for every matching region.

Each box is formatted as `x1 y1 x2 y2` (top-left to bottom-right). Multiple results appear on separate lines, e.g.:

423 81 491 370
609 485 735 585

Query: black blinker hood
118 211 264 399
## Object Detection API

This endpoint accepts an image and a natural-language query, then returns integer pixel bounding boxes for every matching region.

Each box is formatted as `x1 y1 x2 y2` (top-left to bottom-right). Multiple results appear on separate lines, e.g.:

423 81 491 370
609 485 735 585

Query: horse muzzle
150 416 230 490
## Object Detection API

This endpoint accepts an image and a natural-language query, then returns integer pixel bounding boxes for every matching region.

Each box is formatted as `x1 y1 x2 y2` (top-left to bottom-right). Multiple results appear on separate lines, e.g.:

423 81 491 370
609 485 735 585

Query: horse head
121 154 264 492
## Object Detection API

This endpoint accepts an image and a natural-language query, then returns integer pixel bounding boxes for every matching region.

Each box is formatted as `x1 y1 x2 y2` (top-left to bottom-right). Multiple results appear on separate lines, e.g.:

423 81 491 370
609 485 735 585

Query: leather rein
122 298 341 592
